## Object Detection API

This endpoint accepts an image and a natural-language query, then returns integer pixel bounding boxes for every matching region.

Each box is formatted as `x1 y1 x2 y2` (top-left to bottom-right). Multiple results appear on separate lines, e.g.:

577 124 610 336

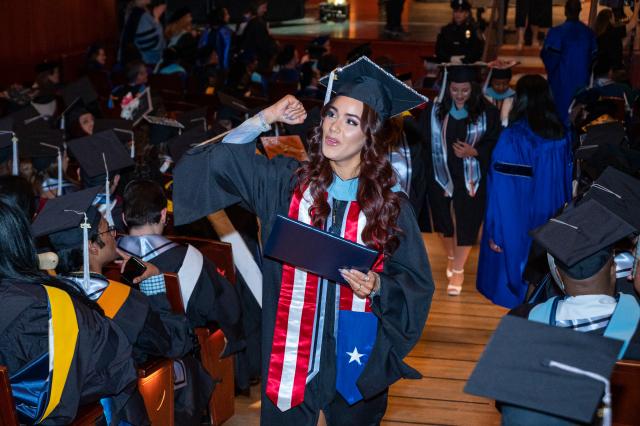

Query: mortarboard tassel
65 210 92 292
483 68 493 94
437 66 449 104
40 143 63 196
114 128 135 159
545 360 611 426
12 133 18 176
102 153 115 227
324 69 337 106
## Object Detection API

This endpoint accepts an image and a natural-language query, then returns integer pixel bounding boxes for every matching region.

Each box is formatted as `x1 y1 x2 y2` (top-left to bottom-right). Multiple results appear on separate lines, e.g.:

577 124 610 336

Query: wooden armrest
70 403 103 426
137 358 171 378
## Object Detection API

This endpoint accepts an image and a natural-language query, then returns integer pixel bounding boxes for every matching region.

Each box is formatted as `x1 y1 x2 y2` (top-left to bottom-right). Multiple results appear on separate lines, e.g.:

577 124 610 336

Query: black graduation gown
173 141 435 421
419 104 501 245
402 115 432 232
0 279 137 425
147 245 246 355
435 20 485 64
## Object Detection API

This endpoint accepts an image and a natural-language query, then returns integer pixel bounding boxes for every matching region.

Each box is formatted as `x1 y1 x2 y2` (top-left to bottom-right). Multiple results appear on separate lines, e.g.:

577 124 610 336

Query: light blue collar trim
327 174 402 201
485 86 515 100
449 104 469 120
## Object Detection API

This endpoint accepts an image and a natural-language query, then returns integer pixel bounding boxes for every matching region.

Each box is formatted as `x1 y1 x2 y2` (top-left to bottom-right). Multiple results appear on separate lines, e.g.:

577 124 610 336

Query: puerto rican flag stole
266 187 383 411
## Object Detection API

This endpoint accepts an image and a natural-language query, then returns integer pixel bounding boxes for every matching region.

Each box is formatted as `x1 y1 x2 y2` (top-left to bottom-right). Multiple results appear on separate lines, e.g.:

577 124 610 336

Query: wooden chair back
0 366 18 426
167 237 236 284
196 327 235 425
137 359 175 426
612 359 640 425
0 365 103 426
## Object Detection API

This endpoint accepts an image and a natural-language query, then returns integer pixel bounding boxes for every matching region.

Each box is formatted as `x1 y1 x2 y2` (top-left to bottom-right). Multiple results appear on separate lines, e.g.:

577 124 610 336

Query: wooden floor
228 233 508 425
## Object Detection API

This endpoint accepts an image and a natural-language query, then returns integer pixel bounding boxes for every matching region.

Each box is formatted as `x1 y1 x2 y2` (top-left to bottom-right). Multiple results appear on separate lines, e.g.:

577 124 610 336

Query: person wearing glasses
40 189 202 425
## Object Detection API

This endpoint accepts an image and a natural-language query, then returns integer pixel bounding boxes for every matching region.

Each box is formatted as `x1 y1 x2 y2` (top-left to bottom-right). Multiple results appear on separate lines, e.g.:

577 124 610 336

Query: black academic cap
35 61 60 75
217 92 251 114
177 107 209 131
7 105 43 129
63 77 99 108
311 35 330 47
465 315 621 424
580 166 640 230
0 115 14 149
446 63 483 83
491 68 512 80
146 115 185 145
66 130 134 178
129 88 153 126
93 119 134 145
167 126 213 163
451 0 472 10
319 55 428 121
18 126 64 171
575 122 626 161
31 186 102 242
530 199 637 279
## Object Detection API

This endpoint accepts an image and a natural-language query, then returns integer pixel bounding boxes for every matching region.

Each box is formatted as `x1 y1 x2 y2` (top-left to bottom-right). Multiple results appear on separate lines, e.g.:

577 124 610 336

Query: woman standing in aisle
173 57 434 425
420 65 501 296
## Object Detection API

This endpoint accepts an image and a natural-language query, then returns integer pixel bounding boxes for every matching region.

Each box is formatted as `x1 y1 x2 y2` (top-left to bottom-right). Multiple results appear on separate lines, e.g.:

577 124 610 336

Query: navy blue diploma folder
264 214 379 284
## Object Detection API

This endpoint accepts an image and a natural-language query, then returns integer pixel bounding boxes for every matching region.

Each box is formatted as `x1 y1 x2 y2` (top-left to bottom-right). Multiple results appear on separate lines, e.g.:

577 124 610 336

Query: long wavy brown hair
295 99 402 254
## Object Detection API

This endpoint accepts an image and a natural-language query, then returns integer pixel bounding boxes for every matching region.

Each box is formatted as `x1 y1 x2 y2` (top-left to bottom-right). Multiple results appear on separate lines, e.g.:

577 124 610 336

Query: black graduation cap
445 63 484 83
18 125 64 171
0 116 15 164
530 199 637 279
217 92 252 115
63 77 99 108
8 105 44 129
451 0 472 10
319 56 428 121
580 167 640 231
31 186 102 242
465 315 621 424
35 61 60 75
146 115 185 146
93 119 134 145
575 122 626 161
177 107 209 131
66 130 134 178
167 126 220 163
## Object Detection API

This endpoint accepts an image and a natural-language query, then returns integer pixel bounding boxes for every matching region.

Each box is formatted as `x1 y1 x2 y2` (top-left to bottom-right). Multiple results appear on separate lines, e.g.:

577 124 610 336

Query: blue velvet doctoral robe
541 20 597 125
476 120 573 308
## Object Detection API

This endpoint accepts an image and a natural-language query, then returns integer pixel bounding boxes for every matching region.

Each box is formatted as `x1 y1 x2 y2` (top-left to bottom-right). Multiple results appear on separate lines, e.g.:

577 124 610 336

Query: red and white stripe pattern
266 188 378 411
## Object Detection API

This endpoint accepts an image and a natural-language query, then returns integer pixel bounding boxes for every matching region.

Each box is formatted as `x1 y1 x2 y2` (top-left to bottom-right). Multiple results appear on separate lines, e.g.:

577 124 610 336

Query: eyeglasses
96 226 116 238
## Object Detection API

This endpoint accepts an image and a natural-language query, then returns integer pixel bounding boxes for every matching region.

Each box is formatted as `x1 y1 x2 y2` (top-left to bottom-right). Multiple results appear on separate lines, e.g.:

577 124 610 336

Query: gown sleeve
476 106 501 172
357 197 435 398
173 115 300 226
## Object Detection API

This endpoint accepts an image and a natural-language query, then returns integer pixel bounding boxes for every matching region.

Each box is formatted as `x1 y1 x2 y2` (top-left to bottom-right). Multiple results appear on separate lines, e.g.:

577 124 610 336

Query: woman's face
223 8 230 23
79 112 95 135
96 48 107 66
322 96 367 172
449 81 472 108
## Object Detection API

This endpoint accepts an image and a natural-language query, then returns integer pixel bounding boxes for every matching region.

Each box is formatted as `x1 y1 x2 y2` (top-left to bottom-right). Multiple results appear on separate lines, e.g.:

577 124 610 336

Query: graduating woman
420 65 501 296
477 75 572 308
173 56 434 425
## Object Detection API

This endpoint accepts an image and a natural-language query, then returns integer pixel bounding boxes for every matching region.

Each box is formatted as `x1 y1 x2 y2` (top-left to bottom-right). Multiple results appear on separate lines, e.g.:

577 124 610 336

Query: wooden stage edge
229 233 507 426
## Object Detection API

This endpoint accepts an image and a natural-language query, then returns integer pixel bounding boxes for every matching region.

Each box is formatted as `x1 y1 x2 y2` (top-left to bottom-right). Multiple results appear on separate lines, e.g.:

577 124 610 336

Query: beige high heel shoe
447 269 464 296
446 256 455 278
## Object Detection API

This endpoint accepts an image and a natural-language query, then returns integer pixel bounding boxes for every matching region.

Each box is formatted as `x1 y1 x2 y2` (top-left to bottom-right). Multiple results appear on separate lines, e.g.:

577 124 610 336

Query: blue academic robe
541 20 597 125
476 120 573 308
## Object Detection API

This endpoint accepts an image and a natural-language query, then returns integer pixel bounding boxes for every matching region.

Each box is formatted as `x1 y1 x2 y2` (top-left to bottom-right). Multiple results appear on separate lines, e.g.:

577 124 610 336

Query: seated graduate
18 124 79 199
117 179 245 354
0 197 137 425
110 60 148 109
172 56 434 424
34 188 203 424
510 196 640 361
483 61 516 127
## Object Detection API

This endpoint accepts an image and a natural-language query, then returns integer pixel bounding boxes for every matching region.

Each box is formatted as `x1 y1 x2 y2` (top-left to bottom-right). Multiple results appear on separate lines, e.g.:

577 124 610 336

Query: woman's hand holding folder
340 268 380 299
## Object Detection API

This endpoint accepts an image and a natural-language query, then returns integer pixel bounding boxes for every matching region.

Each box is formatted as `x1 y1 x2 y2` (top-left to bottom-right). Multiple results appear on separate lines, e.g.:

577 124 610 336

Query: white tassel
102 153 114 227
437 67 449 104
483 68 493 94
12 134 18 176
64 210 92 293
324 70 336 106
